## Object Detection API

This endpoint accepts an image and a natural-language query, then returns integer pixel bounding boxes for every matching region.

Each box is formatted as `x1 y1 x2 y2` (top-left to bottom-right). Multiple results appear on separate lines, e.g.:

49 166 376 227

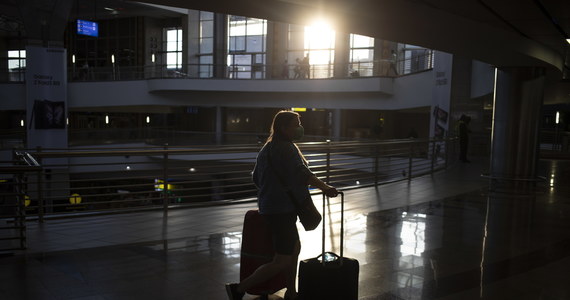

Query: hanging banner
429 51 453 139
25 46 68 149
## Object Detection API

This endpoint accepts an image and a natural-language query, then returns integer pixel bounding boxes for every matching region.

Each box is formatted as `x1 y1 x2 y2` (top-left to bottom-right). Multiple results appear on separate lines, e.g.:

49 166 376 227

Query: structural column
333 33 350 78
267 21 289 78
183 10 201 77
332 109 342 141
215 106 223 145
490 67 545 192
213 13 228 78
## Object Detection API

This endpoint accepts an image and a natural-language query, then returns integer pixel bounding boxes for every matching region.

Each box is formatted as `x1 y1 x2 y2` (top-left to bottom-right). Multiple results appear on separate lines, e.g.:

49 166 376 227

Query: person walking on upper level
458 114 471 163
282 59 290 79
293 58 301 79
301 55 310 78
389 50 399 76
225 110 339 300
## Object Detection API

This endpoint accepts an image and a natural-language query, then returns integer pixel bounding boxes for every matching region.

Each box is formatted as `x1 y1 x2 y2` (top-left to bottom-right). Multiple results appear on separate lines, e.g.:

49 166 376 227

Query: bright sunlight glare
304 20 335 64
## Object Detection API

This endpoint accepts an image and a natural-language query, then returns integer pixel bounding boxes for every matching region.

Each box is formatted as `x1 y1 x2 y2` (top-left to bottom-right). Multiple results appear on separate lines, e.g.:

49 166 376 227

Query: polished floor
1 158 569 299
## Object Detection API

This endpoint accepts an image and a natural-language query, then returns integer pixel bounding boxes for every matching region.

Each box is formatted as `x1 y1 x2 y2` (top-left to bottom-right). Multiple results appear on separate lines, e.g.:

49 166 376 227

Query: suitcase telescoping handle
321 191 344 266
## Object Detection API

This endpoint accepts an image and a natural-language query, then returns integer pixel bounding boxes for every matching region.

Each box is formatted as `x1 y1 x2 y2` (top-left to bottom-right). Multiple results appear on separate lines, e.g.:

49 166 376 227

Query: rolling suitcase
240 210 287 297
298 192 359 300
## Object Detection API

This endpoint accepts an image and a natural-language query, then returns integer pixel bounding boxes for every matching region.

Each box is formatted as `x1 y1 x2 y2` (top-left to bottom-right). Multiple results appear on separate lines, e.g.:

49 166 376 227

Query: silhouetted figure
407 128 418 139
301 55 310 78
408 127 419 157
281 60 289 79
293 58 301 79
225 110 338 300
389 50 398 76
458 114 471 163
80 62 89 80
372 115 385 139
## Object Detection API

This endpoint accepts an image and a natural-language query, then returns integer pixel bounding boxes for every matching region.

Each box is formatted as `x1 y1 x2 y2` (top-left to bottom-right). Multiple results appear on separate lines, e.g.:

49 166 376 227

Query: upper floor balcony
1 51 434 95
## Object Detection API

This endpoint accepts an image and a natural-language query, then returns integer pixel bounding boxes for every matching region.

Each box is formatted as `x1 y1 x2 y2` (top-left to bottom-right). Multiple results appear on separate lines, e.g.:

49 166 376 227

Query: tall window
8 50 26 81
227 16 267 79
304 23 335 78
349 34 374 77
164 28 182 70
401 44 434 74
199 12 214 78
288 22 335 79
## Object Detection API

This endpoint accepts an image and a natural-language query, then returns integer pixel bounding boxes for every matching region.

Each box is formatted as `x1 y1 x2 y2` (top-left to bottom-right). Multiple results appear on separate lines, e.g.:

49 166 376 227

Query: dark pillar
215 106 223 145
334 33 349 78
183 10 201 77
332 109 342 141
480 192 535 298
213 13 227 78
489 67 545 193
268 22 288 79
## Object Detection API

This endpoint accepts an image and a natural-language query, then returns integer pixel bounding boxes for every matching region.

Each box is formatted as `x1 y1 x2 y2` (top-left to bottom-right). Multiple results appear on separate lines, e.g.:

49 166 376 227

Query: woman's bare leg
237 254 292 293
285 241 301 299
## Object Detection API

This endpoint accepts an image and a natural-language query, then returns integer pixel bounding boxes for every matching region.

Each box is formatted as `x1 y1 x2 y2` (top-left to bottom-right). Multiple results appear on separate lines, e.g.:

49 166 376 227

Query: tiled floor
1 157 570 299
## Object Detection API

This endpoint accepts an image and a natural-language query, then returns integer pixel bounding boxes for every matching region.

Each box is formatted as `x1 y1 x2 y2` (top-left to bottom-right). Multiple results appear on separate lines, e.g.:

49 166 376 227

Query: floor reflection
357 162 570 299
2 160 570 299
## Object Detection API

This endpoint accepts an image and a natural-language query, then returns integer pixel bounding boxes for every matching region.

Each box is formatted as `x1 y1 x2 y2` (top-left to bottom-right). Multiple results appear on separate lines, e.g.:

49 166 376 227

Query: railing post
408 141 413 181
326 140 331 184
16 173 27 249
374 144 379 186
163 144 169 217
430 140 435 174
36 146 44 223
445 138 449 170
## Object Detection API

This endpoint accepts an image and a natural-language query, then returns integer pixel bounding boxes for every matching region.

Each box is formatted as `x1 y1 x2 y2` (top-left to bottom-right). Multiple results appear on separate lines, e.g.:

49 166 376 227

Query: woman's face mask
293 125 304 140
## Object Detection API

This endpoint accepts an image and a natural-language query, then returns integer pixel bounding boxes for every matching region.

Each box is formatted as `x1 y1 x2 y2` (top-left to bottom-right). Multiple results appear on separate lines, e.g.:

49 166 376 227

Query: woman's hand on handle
308 174 339 197
323 186 339 198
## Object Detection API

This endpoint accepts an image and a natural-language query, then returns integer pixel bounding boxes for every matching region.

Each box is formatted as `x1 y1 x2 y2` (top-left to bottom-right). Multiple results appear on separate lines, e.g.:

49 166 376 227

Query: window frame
163 27 183 70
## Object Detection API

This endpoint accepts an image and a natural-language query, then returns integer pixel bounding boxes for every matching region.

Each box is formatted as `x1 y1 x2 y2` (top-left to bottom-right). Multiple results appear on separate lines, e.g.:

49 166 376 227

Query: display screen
77 20 98 37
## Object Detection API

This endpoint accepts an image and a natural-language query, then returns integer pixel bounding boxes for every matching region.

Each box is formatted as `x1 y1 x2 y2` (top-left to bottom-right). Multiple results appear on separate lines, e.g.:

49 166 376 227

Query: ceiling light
567 38 570 44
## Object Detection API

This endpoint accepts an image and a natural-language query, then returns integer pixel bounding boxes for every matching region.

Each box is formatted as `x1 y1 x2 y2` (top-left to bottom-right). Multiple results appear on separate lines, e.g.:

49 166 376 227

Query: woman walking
226 110 338 300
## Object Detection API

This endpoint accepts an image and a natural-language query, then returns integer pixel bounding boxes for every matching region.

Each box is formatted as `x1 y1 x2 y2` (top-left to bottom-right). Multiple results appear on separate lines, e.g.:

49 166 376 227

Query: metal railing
540 129 570 152
0 151 42 251
1 52 434 82
66 129 345 147
10 138 456 222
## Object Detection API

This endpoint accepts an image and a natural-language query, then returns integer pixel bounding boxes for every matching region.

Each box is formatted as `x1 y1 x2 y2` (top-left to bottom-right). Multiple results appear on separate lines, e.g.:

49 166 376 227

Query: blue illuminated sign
77 20 98 37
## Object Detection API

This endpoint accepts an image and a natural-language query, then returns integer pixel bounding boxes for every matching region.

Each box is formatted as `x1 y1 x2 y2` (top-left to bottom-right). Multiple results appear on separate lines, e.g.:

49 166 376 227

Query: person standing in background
458 114 471 163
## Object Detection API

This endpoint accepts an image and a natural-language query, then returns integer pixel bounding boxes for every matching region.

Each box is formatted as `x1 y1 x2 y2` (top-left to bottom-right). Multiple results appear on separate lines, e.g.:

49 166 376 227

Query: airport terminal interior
1 0 570 299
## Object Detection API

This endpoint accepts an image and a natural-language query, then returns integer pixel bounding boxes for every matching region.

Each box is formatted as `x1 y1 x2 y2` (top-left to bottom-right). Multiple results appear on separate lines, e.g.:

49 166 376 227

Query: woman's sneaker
225 283 244 300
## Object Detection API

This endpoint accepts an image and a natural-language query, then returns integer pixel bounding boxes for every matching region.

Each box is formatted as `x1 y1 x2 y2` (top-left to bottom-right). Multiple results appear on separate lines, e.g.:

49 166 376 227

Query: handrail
0 151 42 251
27 138 445 158
0 151 42 172
0 166 42 172
14 151 41 167
1 51 434 83
6 137 457 223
